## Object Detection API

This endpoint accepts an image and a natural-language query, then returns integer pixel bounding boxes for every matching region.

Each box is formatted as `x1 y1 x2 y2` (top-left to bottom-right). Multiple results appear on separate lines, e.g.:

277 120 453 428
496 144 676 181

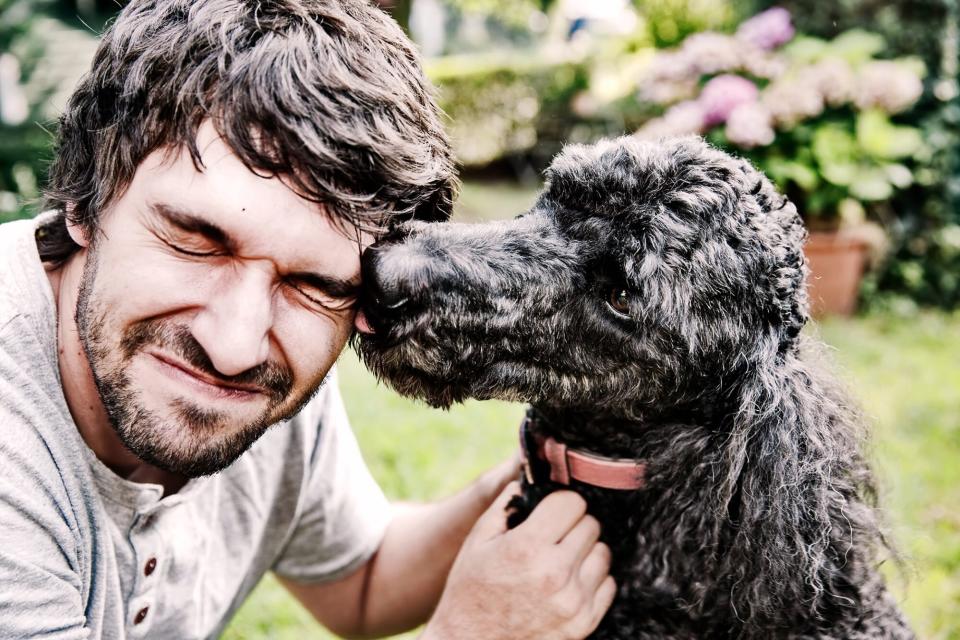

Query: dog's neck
527 402 724 460
517 402 732 578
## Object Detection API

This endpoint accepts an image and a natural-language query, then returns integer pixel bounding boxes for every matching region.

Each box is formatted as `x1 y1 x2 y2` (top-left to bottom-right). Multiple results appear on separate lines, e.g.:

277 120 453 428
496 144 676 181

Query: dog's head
356 136 808 412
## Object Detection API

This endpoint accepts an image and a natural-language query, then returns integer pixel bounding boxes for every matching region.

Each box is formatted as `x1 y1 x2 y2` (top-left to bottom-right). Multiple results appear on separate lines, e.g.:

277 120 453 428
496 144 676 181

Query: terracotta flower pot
804 231 869 317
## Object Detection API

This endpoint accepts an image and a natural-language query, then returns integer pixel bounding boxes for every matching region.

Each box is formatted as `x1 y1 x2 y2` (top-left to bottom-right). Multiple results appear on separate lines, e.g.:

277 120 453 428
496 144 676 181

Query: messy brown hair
39 0 457 262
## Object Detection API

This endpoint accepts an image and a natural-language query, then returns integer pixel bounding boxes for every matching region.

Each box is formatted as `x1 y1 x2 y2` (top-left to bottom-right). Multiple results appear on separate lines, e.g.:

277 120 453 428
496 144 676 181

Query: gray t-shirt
0 216 392 639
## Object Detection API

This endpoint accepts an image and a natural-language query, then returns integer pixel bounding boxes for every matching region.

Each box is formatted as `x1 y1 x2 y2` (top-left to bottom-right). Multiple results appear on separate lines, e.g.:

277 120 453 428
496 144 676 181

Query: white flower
805 59 857 107
741 51 789 79
638 78 699 105
762 76 825 127
682 32 744 75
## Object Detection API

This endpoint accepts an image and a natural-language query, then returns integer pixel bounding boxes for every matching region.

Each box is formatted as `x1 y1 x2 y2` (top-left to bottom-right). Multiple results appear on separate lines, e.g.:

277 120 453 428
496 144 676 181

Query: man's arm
0 417 89 638
280 455 615 640
279 455 517 637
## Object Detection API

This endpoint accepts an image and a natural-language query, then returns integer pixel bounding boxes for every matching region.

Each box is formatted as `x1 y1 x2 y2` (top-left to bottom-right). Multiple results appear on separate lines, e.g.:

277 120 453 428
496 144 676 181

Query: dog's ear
714 342 886 629
735 162 809 351
541 138 649 215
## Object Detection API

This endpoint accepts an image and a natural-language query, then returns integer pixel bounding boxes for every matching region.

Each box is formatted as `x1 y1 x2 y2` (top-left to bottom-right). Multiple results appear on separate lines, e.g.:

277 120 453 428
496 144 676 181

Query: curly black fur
356 136 913 638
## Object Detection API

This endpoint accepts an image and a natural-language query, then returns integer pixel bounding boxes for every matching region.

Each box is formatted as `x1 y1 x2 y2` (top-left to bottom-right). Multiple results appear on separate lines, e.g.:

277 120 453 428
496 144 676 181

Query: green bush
428 54 589 168
638 0 734 48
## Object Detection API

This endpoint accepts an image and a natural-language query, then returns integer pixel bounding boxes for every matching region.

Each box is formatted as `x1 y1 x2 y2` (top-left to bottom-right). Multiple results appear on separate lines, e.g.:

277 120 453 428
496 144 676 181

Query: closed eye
286 276 359 312
164 239 225 258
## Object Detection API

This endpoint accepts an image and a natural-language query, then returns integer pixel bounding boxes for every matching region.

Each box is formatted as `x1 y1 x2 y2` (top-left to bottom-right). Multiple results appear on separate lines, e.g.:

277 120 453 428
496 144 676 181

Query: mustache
119 320 294 401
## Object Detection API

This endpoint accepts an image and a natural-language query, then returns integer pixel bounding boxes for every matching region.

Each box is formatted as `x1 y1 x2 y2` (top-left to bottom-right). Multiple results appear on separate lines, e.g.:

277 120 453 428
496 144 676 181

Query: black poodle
356 136 913 638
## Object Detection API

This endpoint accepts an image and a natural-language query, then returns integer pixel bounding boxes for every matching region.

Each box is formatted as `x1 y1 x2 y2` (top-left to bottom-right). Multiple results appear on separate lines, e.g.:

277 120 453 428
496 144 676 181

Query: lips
149 351 266 398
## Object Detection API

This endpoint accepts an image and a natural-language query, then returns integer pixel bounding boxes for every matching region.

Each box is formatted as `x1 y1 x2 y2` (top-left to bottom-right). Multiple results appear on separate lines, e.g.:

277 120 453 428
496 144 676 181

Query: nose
362 246 411 312
359 224 443 331
361 242 420 313
191 266 273 377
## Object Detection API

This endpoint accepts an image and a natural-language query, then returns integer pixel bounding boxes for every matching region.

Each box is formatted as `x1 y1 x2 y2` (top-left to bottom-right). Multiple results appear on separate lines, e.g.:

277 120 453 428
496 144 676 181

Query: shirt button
134 606 149 624
144 558 157 576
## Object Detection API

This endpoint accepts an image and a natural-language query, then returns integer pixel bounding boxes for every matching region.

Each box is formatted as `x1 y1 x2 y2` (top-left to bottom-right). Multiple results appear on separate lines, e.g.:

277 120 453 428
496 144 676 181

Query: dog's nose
361 245 411 312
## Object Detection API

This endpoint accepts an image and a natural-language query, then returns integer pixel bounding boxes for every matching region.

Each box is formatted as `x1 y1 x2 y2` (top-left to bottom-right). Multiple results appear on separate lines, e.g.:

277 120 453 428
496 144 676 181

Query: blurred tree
374 0 412 32
0 0 55 222
57 0 128 20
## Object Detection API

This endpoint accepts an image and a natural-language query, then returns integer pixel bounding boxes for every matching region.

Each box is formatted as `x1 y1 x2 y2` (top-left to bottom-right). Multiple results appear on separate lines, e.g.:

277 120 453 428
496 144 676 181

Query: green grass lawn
225 181 959 639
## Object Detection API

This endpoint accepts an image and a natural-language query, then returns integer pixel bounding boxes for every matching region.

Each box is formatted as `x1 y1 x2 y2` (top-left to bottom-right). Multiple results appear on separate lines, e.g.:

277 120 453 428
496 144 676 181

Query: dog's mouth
353 279 537 407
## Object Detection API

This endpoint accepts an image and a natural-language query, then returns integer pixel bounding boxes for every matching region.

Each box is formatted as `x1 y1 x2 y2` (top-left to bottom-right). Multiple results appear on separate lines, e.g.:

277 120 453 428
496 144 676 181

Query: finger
516 491 587 543
584 576 618 636
483 450 524 494
556 514 601 566
469 480 521 541
501 448 523 473
577 542 612 593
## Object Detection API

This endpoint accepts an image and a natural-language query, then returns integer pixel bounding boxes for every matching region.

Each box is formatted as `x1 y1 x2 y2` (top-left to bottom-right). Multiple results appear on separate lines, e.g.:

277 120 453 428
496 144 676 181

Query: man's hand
422 481 616 640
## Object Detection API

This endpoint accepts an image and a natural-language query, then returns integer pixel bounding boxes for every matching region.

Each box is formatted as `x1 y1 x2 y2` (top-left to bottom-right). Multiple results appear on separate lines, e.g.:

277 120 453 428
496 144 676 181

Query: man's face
75 122 366 477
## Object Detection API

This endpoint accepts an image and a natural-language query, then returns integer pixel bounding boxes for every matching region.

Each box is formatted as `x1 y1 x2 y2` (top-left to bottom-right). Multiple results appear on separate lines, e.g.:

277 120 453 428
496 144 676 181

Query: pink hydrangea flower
735 7 795 51
699 74 759 126
854 61 924 114
725 103 775 148
635 101 706 139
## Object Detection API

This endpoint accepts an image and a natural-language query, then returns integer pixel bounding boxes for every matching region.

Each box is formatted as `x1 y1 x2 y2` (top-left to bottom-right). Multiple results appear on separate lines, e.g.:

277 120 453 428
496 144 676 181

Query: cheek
272 299 354 385
94 260 214 328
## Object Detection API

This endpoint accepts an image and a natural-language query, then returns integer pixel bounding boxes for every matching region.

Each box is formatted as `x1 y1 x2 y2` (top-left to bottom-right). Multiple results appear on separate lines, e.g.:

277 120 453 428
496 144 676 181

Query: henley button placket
130 509 162 634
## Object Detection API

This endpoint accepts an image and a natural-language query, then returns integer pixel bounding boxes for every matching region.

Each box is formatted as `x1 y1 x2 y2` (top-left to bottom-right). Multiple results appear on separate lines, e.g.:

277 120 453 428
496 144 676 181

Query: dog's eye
606 288 631 318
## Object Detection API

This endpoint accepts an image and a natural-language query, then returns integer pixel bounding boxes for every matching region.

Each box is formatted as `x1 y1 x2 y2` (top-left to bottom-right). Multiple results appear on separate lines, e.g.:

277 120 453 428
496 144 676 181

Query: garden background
1 0 958 637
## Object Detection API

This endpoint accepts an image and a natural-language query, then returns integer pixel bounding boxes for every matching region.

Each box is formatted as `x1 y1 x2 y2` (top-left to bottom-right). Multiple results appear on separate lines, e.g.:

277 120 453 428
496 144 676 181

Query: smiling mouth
148 351 267 401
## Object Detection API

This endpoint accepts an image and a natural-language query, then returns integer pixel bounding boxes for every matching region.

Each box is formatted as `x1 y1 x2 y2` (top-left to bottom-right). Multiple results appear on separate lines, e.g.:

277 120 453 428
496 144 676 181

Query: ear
64 204 90 248
717 350 883 627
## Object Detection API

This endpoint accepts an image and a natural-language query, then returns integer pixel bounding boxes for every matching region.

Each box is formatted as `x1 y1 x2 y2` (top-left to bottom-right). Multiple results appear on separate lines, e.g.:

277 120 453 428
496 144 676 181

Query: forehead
117 122 368 281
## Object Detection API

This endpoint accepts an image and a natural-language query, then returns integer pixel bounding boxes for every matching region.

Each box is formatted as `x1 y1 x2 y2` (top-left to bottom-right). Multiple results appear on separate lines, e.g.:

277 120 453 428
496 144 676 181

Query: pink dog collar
520 416 647 491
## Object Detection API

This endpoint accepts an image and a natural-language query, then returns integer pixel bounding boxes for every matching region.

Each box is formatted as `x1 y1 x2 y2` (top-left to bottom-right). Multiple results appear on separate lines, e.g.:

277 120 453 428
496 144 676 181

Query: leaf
821 162 859 186
897 56 928 79
765 157 819 191
812 124 860 185
856 110 924 160
884 163 914 189
812 124 858 165
783 36 828 63
849 167 894 201
826 29 886 65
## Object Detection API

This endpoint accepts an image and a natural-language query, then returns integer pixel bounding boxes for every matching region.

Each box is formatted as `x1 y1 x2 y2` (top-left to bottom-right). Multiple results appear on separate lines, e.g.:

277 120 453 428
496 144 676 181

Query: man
0 1 615 638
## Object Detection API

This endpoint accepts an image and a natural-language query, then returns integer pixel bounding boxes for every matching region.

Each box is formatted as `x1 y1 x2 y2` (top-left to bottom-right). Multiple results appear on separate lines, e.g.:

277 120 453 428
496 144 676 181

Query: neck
46 251 187 495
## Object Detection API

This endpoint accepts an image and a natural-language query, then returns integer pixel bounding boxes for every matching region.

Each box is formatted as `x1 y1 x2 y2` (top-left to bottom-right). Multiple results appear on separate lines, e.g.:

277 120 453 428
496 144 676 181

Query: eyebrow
148 202 361 298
